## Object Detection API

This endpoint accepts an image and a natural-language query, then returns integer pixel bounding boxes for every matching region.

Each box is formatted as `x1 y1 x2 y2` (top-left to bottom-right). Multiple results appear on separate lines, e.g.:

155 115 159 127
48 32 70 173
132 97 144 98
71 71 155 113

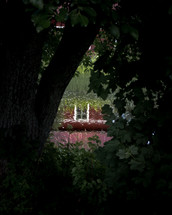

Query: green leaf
97 179 102 184
130 28 139 40
32 13 50 32
122 131 131 143
84 7 97 17
23 0 44 9
56 7 68 22
116 149 127 159
70 10 89 27
129 145 138 155
129 159 145 172
115 120 125 129
168 5 172 15
79 14 89 26
121 24 139 40
70 9 80 26
109 24 120 38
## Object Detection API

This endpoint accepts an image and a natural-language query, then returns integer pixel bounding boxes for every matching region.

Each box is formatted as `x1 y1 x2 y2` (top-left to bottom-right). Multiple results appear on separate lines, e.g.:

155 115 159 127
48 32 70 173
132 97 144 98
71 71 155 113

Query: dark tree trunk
0 0 99 157
35 23 99 148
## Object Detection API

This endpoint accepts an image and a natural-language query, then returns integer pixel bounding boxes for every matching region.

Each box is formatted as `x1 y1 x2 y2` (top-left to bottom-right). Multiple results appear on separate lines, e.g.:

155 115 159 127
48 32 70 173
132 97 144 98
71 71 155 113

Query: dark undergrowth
0 137 172 215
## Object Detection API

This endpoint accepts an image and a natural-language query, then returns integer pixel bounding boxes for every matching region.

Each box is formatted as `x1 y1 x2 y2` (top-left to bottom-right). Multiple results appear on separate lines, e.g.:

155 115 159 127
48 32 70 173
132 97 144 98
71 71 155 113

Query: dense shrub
94 105 172 215
1 126 172 215
0 138 107 215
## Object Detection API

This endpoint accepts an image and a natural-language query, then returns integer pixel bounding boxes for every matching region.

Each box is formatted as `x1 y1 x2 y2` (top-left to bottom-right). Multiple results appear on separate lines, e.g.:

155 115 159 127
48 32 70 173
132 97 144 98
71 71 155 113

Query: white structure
74 104 89 122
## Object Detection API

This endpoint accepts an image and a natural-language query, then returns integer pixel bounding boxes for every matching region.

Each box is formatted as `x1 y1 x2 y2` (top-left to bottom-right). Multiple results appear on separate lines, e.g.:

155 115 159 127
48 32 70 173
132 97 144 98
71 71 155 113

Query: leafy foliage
23 0 120 32
0 140 107 215
86 0 172 213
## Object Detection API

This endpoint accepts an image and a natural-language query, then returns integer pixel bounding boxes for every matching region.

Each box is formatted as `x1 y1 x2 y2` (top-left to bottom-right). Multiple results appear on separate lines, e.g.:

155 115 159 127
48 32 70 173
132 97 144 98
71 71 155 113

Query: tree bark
35 23 99 149
0 0 99 155
0 0 44 140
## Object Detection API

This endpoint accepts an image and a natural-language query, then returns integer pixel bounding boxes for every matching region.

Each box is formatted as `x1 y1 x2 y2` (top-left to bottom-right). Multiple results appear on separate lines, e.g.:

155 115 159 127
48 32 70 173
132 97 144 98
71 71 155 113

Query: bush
95 104 172 215
0 139 107 215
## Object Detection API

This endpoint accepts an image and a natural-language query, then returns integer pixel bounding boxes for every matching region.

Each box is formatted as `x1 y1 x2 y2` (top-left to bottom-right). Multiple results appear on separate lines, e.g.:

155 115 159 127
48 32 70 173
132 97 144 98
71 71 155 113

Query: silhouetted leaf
109 24 120 38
